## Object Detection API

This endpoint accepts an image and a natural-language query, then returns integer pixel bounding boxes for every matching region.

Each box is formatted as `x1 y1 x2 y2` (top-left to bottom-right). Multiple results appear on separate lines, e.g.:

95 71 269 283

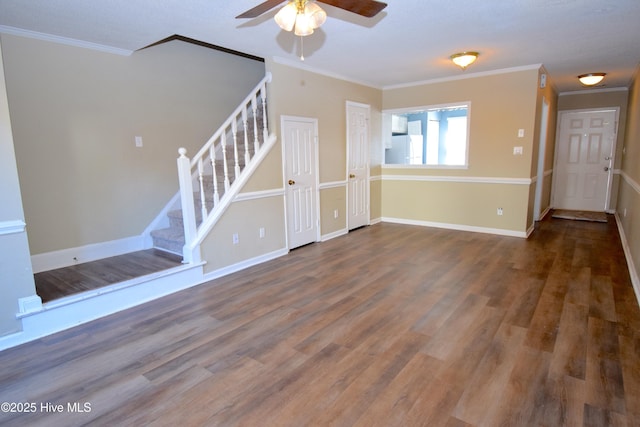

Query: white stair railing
176 73 272 263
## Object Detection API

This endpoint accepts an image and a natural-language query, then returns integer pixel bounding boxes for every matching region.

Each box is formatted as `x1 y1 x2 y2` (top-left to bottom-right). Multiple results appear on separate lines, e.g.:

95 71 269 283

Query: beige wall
2 34 266 255
0 40 37 337
617 69 640 287
201 195 286 273
381 67 541 234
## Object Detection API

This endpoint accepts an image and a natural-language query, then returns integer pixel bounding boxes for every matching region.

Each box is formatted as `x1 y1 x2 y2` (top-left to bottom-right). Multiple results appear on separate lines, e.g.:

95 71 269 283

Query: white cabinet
391 114 408 134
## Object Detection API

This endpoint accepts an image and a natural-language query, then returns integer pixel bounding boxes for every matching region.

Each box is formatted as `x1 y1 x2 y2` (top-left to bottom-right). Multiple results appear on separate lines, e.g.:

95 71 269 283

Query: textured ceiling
0 0 639 92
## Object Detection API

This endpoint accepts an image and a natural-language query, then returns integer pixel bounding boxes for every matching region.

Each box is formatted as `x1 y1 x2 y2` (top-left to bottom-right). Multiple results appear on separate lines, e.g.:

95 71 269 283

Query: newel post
177 148 197 263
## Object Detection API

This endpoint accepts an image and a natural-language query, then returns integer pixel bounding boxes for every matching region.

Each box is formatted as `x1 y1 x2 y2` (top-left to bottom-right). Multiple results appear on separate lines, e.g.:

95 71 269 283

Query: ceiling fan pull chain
300 35 305 61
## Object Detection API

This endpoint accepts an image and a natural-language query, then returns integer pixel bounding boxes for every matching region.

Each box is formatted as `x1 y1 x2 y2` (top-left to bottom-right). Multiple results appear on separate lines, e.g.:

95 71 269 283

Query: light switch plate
513 146 523 155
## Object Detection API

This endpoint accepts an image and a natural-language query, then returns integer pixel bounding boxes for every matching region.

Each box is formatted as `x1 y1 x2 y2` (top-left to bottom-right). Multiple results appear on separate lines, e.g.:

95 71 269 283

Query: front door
552 109 617 212
282 116 318 249
346 102 370 230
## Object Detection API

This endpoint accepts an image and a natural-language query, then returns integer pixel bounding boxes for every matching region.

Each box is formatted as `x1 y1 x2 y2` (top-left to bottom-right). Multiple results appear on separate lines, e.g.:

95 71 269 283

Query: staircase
150 73 274 261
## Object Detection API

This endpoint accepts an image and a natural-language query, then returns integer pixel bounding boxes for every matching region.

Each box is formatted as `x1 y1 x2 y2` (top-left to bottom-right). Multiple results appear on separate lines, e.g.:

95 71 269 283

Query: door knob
349 174 356 179
288 179 295 185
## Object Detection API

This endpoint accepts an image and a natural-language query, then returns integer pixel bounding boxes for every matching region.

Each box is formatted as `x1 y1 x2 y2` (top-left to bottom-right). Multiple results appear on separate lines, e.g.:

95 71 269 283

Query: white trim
203 248 288 282
559 87 629 96
0 25 133 56
30 235 146 273
271 56 380 89
346 101 371 230
615 213 640 307
18 295 42 315
382 217 528 238
370 175 382 182
1 263 205 351
382 174 533 185
321 228 348 242
534 96 550 221
235 188 284 202
318 181 347 190
281 115 321 249
0 220 26 236
383 64 543 90
621 170 640 194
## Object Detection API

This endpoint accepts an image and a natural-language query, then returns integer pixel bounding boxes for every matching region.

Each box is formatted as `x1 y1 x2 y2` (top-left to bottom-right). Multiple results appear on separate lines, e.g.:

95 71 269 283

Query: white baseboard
0 263 205 351
321 228 348 242
381 217 528 238
615 213 640 307
203 248 289 282
18 295 42 315
31 235 147 273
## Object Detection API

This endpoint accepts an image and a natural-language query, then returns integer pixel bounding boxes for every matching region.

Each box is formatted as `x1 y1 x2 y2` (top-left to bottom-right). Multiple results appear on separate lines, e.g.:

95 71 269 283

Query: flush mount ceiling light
578 73 606 86
450 52 479 70
274 0 327 36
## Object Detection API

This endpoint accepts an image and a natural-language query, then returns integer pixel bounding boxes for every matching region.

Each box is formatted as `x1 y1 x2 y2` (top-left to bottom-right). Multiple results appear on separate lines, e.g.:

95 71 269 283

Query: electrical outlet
497 208 503 216
518 129 525 138
135 136 143 147
259 227 265 238
334 209 339 219
624 208 627 218
513 146 523 155
232 233 239 244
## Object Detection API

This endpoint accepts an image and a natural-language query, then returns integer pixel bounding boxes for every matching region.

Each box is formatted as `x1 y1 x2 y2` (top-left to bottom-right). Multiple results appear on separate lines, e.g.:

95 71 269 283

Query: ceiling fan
236 0 388 20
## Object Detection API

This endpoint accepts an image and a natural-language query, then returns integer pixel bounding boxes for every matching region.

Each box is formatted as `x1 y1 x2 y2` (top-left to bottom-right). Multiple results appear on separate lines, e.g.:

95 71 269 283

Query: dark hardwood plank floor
34 249 183 302
2 215 639 426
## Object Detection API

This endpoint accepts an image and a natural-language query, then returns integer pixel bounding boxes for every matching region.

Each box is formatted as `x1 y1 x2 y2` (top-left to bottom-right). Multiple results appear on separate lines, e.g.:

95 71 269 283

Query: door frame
346 101 371 230
533 96 550 221
551 107 619 212
280 115 320 249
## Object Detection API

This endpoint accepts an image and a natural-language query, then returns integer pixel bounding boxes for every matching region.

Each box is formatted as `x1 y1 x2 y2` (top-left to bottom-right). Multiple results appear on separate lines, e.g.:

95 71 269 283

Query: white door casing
282 116 319 249
346 101 370 230
534 97 550 220
552 109 618 212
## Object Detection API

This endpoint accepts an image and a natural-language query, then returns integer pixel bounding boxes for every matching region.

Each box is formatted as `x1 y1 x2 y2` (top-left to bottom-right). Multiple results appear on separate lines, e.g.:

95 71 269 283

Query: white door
552 109 617 212
282 116 318 249
346 102 370 230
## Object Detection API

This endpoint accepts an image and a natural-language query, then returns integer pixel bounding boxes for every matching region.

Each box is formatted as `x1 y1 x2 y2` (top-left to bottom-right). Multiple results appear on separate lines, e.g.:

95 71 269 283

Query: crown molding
382 64 543 90
0 25 132 56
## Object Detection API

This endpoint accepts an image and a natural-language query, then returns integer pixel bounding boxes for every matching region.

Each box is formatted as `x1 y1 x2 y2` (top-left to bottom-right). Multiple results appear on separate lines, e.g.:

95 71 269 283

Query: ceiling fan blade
317 0 387 18
236 0 286 18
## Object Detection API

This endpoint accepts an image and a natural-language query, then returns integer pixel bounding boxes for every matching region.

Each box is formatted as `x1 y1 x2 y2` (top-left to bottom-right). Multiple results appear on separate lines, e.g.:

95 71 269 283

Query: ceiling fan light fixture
275 0 326 36
578 73 606 86
451 52 479 70
274 2 298 32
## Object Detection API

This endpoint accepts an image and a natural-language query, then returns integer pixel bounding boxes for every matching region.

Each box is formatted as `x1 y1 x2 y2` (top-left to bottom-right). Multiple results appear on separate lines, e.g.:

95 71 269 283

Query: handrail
189 73 272 168
176 72 272 263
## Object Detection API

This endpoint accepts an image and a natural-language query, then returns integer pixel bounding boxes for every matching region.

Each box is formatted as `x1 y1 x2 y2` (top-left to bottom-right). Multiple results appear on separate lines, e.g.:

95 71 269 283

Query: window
383 103 470 167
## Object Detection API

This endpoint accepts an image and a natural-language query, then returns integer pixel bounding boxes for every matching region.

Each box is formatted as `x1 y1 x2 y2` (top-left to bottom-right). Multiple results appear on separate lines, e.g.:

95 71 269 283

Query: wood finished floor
34 249 183 303
2 216 640 426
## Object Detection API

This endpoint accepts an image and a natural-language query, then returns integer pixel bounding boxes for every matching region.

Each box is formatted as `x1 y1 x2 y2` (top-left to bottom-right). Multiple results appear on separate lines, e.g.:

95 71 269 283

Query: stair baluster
221 132 231 192
209 146 220 206
261 83 268 145
197 158 208 223
232 119 240 179
252 97 259 154
242 107 250 166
